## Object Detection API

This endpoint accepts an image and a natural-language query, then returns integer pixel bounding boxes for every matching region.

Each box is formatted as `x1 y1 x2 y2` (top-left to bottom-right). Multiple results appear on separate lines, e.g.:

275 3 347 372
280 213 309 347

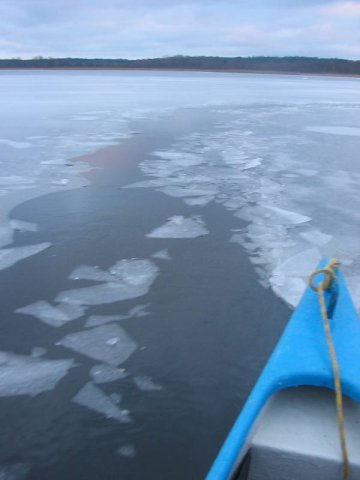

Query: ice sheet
0 351 73 397
58 324 137 366
73 382 131 422
0 243 51 271
147 216 209 238
58 259 158 306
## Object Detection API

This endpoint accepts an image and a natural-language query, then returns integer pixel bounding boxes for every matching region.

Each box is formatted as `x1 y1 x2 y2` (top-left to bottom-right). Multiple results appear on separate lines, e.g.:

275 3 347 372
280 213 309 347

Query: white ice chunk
272 248 321 285
56 282 141 306
128 304 150 318
147 216 208 238
0 351 73 397
30 347 47 358
159 185 217 198
307 126 360 136
0 139 31 149
69 265 115 282
134 376 164 392
16 301 85 327
271 276 307 307
85 315 127 328
10 219 38 232
0 243 51 271
41 159 69 166
242 158 262 170
183 196 214 206
300 229 333 247
264 206 311 225
73 382 131 422
117 444 136 458
57 259 158 306
58 324 137 366
152 249 171 260
52 179 69 186
109 259 159 286
90 364 127 384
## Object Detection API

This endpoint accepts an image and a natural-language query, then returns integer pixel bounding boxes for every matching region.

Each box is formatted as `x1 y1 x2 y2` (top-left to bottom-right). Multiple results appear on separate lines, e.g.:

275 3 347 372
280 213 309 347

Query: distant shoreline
1 67 360 78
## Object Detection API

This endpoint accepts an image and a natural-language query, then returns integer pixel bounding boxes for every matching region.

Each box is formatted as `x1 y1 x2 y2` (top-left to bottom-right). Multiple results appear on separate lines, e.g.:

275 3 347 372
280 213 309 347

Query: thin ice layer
10 219 38 232
73 382 131 422
152 249 171 260
147 216 209 238
90 364 127 383
16 301 85 327
58 324 137 366
117 445 136 458
134 376 164 392
85 315 128 328
0 463 30 480
0 243 51 271
0 351 73 397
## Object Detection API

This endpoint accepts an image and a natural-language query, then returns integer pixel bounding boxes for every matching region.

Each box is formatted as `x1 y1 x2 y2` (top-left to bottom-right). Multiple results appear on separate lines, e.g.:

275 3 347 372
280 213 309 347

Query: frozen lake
0 70 359 478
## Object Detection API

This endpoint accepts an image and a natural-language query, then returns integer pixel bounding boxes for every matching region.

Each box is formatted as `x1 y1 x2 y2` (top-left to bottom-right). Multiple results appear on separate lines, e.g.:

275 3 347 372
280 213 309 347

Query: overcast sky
0 0 359 60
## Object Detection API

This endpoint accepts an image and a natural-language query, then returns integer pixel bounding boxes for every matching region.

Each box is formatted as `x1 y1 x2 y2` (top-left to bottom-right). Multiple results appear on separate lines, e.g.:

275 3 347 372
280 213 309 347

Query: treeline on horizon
1 55 360 75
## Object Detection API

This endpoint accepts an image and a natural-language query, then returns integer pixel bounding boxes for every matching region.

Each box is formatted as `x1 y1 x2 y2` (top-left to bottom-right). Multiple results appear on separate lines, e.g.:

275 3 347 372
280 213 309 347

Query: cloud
0 1 359 59
319 1 360 16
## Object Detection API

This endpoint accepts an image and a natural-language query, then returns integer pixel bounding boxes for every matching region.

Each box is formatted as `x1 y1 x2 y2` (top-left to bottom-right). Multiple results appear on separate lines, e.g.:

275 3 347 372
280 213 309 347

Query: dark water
0 109 290 479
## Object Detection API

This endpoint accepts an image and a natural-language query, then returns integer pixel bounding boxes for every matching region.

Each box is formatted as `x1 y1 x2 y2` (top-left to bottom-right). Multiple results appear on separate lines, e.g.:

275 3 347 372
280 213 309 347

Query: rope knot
309 258 340 292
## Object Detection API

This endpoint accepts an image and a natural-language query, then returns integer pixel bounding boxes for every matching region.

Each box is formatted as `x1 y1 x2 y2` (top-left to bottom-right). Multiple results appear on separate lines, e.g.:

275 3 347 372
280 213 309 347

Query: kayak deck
235 386 360 480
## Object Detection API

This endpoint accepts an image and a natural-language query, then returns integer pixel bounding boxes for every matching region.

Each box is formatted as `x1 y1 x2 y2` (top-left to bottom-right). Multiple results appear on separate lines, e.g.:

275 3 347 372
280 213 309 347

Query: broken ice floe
134 376 164 392
90 364 127 384
0 351 73 397
73 382 131 422
128 107 360 309
117 444 136 458
57 259 159 306
152 249 171 260
16 301 85 327
0 243 51 272
58 324 137 366
147 216 208 238
30 347 47 358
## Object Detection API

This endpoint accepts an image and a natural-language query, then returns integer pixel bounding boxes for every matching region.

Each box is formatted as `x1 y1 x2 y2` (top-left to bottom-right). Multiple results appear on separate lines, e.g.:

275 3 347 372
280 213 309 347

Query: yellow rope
309 258 349 480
